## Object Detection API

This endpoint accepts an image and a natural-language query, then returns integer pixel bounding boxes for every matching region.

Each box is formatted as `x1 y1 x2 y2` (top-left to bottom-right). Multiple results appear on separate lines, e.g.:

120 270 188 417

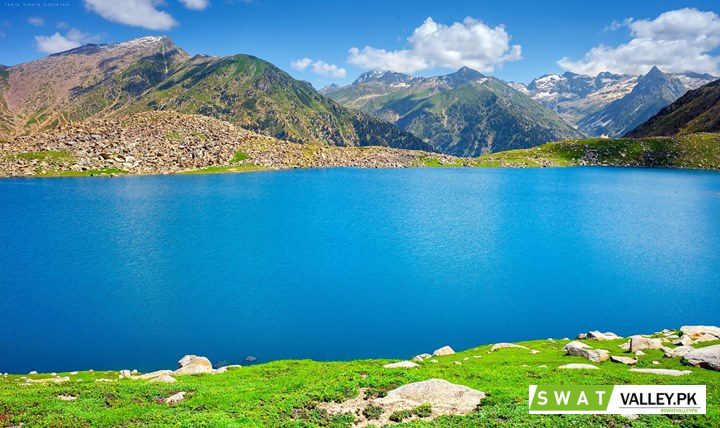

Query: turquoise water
1 167 719 373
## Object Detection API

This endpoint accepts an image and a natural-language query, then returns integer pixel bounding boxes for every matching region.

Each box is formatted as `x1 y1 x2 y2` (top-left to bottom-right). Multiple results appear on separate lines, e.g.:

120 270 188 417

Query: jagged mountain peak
442 66 485 85
352 70 414 85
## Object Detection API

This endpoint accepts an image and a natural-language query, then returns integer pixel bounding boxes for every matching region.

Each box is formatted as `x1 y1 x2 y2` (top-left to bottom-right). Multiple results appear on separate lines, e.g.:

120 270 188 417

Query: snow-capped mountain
510 69 717 136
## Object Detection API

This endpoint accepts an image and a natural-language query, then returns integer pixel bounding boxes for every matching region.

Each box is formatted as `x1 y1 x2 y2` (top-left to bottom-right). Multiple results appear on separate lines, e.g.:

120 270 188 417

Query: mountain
575 67 687 137
327 68 583 156
513 69 716 137
626 78 720 137
0 36 428 151
318 83 340 95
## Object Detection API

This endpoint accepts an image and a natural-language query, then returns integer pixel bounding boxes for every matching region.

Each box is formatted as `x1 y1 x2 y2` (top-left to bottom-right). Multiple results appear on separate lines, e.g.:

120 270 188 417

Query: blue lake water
1 167 720 373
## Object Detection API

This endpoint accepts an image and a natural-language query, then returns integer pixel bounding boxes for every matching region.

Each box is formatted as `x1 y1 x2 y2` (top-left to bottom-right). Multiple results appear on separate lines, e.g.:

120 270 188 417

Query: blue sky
1 0 719 86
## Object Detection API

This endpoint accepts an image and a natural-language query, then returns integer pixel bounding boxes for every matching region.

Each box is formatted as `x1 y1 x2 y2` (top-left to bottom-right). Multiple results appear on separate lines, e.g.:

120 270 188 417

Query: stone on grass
164 391 186 404
629 336 663 352
586 331 621 341
412 353 432 362
563 341 609 363
682 345 720 371
433 346 455 356
490 343 529 352
662 346 694 358
629 368 691 376
610 356 637 365
674 336 694 347
119 370 132 378
619 341 631 351
558 363 598 370
695 333 719 343
58 394 77 401
175 355 213 375
150 374 177 384
136 370 173 380
530 350 540 355
383 361 419 369
634 350 645 356
680 326 720 339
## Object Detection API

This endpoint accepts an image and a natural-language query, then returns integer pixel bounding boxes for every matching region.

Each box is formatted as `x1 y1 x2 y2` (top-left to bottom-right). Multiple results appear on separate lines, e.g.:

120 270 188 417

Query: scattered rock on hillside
662 346 694 358
136 370 173 380
629 368 692 376
412 353 432 362
610 356 637 365
558 363 598 370
490 343 529 352
150 374 177 383
383 361 419 369
433 346 455 356
629 336 663 352
586 331 621 341
682 345 720 371
164 391 187 404
58 394 77 401
319 379 483 427
175 355 213 375
695 333 719 343
674 336 694 347
680 326 720 339
563 341 609 362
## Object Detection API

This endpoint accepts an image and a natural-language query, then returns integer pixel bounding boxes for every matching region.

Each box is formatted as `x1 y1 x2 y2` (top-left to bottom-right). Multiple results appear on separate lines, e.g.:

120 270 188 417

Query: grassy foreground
471 133 720 169
1 336 718 427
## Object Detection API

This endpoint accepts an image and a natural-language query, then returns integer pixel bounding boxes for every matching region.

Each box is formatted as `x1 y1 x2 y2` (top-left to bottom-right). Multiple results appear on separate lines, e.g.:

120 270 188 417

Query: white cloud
28 16 45 26
292 57 346 78
83 0 177 30
56 21 69 29
178 0 209 10
559 8 720 76
347 17 521 74
34 29 101 54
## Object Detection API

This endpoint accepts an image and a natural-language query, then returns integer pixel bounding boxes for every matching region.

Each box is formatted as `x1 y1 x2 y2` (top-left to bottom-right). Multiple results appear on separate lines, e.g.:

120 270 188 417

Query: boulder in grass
150 374 177 383
629 336 663 352
558 363 598 370
586 331 621 341
680 326 720 340
673 336 694 347
383 361 419 369
175 355 213 375
490 343 529 352
662 346 694 358
610 356 637 365
164 391 186 404
563 341 609 363
412 353 432 362
629 368 692 376
682 345 720 371
432 346 455 356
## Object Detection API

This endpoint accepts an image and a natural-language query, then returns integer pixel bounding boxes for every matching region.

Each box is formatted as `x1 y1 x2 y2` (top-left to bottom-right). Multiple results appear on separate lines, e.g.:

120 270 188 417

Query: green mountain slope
626 79 720 137
0 37 427 151
330 68 583 156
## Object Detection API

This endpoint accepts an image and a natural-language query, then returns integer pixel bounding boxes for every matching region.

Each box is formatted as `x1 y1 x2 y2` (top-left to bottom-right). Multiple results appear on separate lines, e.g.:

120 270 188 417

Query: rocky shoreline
0 111 463 177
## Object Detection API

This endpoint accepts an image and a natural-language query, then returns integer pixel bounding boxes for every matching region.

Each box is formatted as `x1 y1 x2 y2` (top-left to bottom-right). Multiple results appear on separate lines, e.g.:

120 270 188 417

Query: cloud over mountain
348 17 521 74
83 0 178 30
559 8 720 76
291 57 346 78
34 29 101 54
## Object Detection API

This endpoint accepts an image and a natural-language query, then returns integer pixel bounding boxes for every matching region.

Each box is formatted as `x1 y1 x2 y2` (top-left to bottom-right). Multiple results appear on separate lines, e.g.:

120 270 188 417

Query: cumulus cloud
83 0 178 30
292 57 346 78
178 0 209 10
34 29 101 54
559 8 720 76
347 17 521 74
28 16 45 26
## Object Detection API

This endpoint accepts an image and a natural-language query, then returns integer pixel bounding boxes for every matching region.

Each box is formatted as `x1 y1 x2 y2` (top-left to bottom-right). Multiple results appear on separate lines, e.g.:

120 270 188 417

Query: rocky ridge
0 111 461 177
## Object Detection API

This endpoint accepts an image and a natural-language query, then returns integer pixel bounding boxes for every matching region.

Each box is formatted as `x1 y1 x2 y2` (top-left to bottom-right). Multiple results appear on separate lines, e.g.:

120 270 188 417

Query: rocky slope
576 67 687 137
0 111 459 177
328 68 584 156
0 36 427 152
626 78 720 137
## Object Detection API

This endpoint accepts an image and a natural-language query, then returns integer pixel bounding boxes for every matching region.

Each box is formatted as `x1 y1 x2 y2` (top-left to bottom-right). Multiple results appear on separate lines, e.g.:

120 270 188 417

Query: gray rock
662 346 694 358
433 346 455 356
682 344 720 371
673 335 694 347
629 336 663 352
164 391 186 404
558 363 598 369
149 374 177 383
564 341 609 362
490 343 529 352
383 361 419 369
680 325 720 339
586 331 621 341
175 355 213 375
610 356 637 365
412 353 432 362
629 368 692 376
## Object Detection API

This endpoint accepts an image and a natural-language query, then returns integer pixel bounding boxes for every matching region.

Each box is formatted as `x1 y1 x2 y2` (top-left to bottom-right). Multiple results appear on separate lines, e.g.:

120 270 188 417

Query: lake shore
1 325 719 427
2 111 719 178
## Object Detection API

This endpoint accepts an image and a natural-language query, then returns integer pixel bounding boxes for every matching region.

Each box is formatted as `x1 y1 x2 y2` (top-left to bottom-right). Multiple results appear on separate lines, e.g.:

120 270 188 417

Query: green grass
164 131 183 141
38 168 127 177
1 337 718 427
473 134 720 169
183 164 267 174
229 151 249 164
418 156 465 167
9 150 74 163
